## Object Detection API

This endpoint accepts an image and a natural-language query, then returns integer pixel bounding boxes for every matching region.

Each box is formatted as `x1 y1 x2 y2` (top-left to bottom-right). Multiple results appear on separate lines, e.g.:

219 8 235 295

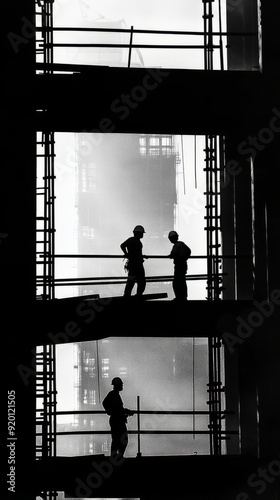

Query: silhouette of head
111 377 123 391
168 230 179 244
133 225 145 239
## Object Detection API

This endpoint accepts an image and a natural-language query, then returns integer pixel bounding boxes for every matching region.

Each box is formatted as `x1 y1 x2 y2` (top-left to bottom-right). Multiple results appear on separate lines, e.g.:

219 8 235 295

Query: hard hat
168 230 178 238
133 225 145 233
111 377 123 386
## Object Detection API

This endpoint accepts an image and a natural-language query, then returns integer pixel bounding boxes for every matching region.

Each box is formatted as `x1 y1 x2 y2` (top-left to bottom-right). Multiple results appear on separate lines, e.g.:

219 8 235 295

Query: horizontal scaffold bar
47 43 220 49
37 278 209 286
36 27 257 37
55 409 233 415
49 430 238 436
36 274 220 285
39 274 210 282
39 254 251 259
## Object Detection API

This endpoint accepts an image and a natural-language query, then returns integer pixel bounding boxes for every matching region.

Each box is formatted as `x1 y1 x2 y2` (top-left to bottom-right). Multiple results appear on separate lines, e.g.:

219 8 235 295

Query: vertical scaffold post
128 26 134 68
137 395 142 457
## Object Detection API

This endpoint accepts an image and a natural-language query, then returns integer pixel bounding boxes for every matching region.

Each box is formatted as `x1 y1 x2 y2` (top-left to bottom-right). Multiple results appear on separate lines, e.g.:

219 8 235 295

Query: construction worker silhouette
102 377 134 458
120 225 147 297
168 231 191 301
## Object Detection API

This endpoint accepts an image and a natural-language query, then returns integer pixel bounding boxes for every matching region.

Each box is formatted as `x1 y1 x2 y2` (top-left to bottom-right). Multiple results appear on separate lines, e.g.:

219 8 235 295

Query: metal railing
36 252 251 299
44 395 237 457
35 25 257 71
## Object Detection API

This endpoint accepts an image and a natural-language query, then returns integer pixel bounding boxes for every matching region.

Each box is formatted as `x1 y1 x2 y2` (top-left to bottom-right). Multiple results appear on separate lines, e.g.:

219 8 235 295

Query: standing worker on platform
102 377 134 458
168 230 191 301
120 225 147 297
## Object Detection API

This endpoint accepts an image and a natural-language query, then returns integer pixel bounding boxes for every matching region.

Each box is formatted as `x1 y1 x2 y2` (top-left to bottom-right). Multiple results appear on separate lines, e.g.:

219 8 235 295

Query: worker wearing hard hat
120 225 147 297
102 377 134 457
168 230 191 301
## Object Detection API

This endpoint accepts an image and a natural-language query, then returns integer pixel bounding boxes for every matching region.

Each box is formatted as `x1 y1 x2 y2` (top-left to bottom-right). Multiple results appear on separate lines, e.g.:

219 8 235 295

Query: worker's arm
168 246 177 259
102 394 112 415
120 241 128 257
124 407 134 416
185 245 192 260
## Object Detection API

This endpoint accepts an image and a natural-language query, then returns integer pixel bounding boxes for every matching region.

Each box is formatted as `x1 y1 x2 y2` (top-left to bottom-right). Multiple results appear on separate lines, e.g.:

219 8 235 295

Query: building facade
75 132 178 297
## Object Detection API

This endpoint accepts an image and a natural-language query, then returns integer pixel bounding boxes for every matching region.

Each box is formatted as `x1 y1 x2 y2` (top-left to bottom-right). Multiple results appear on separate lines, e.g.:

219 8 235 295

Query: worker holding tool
120 225 147 297
168 230 191 301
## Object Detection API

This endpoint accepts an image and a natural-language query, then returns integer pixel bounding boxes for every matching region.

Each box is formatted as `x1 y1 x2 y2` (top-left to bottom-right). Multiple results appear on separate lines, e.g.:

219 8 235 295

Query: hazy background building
75 133 178 298
54 132 207 300
56 337 211 457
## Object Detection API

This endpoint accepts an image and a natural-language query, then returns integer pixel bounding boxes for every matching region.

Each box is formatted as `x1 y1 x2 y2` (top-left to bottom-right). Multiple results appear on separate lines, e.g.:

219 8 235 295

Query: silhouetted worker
102 377 134 458
168 230 191 301
120 225 147 297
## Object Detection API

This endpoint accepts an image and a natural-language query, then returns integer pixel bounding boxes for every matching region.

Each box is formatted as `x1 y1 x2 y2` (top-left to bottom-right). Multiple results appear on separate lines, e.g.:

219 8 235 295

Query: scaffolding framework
33 5 247 499
36 131 56 300
35 344 57 459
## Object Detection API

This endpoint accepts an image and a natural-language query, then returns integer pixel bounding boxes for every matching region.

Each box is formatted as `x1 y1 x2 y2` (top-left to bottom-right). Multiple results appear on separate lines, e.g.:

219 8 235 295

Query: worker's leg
136 266 146 296
110 429 119 456
173 265 187 300
110 425 127 457
118 426 128 457
124 271 137 296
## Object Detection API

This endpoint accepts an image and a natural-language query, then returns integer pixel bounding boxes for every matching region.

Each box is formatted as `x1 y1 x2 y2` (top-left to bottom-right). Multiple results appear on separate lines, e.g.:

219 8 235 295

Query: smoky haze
54 133 207 300
56 337 212 457
52 0 227 70
50 132 212 456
